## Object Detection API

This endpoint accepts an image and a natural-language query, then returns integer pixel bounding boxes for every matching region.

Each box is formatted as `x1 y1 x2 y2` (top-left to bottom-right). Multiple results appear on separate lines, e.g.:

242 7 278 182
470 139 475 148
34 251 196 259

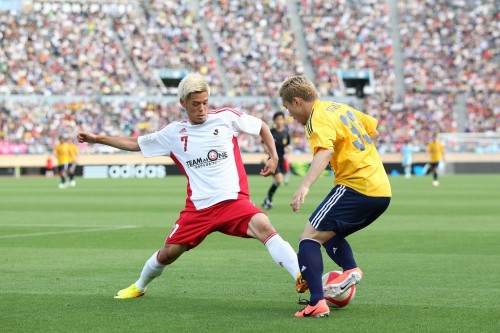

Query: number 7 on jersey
181 135 188 152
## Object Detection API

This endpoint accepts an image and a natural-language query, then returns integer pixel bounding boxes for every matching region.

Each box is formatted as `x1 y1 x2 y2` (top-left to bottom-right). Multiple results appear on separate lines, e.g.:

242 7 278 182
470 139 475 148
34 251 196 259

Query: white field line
0 225 138 239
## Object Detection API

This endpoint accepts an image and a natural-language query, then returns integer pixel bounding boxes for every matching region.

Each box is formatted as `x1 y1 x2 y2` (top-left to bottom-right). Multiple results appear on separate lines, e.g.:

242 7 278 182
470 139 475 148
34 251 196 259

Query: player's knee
248 214 276 241
299 223 334 243
260 222 276 237
157 244 187 265
256 219 275 235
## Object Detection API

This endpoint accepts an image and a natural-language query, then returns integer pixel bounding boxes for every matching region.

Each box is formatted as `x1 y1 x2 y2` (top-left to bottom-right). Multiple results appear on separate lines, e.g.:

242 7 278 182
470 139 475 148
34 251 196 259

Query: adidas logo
301 265 307 272
179 128 187 133
332 247 337 254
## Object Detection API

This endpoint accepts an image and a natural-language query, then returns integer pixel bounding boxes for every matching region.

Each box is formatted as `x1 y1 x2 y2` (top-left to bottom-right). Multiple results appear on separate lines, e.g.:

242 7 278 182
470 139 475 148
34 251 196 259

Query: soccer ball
322 270 356 308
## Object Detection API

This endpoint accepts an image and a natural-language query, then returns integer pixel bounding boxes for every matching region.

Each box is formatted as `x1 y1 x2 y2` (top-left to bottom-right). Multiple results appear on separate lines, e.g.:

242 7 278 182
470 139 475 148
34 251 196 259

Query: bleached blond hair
178 73 211 102
279 75 318 103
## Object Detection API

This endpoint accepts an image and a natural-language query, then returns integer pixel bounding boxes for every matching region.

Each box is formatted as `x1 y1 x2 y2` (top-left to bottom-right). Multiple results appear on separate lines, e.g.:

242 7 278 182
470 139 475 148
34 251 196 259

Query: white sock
264 233 300 279
134 251 166 291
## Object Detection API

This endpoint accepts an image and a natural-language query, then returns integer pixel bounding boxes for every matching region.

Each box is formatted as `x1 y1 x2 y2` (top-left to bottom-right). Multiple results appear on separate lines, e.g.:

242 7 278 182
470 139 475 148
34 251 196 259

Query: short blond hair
178 73 211 102
279 75 318 103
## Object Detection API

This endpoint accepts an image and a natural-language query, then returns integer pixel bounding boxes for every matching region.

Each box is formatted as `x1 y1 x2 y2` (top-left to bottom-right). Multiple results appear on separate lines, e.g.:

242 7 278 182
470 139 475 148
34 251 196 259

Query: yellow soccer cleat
114 284 145 299
295 273 309 293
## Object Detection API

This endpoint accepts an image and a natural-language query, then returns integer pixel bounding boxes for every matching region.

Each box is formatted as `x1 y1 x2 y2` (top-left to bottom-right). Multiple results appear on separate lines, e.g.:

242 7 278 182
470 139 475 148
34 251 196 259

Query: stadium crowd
112 0 224 93
398 0 498 93
466 93 498 133
0 11 138 95
0 99 167 154
202 0 304 96
365 92 456 153
0 0 497 156
0 98 311 154
299 0 395 96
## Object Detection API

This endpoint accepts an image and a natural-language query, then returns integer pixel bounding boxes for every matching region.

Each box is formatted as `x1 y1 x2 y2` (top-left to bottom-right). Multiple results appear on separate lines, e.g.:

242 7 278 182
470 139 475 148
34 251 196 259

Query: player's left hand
291 186 309 213
260 157 277 177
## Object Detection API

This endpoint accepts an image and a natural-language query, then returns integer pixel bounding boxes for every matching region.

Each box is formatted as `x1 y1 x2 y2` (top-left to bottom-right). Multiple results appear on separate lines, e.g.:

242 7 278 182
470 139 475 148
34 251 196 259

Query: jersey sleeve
228 111 262 136
308 113 335 155
138 125 173 157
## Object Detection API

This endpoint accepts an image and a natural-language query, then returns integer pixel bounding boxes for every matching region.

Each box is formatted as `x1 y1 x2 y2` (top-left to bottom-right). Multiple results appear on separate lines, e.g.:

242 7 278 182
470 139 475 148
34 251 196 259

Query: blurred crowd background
0 0 498 155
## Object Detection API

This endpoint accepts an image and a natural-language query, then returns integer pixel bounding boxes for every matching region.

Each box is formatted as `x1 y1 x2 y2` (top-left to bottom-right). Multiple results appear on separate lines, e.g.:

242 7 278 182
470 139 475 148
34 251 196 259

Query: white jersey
138 108 262 210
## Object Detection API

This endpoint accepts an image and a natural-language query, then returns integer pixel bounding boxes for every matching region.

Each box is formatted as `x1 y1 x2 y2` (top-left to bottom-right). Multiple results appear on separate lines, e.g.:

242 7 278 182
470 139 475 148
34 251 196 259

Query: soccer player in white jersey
77 73 305 302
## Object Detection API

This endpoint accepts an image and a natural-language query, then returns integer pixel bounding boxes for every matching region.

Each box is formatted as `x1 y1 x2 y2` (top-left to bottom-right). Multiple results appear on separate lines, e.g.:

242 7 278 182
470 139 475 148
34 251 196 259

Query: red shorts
283 158 290 172
165 197 265 249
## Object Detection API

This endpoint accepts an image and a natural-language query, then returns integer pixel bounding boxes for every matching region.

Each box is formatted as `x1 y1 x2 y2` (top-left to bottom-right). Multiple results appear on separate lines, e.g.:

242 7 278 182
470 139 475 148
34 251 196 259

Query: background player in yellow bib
279 75 392 318
427 133 445 187
54 136 70 189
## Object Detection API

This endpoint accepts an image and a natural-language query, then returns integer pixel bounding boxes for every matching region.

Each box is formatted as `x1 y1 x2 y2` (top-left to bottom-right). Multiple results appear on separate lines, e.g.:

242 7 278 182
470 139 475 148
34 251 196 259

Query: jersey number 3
340 110 373 151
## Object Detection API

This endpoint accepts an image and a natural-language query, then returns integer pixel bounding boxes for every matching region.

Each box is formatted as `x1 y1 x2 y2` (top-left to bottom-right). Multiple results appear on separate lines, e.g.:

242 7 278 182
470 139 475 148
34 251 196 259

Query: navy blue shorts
275 157 285 174
309 185 390 237
58 164 69 173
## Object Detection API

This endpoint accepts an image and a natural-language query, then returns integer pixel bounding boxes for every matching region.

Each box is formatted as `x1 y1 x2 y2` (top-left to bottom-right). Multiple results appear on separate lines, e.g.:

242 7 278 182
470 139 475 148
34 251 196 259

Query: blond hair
178 73 211 102
279 75 318 103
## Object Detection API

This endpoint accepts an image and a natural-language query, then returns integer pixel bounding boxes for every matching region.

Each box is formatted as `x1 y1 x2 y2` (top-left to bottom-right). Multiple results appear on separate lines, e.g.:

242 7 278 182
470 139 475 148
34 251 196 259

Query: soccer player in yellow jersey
427 133 445 187
279 75 392 318
67 140 79 187
54 136 70 189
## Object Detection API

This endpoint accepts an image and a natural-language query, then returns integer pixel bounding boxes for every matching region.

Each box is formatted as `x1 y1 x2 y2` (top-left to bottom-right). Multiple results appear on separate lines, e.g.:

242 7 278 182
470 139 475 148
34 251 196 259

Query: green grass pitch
1 174 499 332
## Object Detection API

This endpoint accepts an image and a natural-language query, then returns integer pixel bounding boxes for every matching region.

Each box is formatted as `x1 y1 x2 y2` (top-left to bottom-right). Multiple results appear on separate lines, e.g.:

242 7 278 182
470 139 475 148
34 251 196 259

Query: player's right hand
77 132 97 144
260 156 277 177
290 186 309 213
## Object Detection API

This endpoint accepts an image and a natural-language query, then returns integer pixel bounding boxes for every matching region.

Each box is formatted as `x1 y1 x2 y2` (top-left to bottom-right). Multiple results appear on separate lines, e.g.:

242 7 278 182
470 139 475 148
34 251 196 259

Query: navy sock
433 171 438 180
322 235 357 271
267 182 279 200
69 173 75 181
60 176 66 184
297 239 323 306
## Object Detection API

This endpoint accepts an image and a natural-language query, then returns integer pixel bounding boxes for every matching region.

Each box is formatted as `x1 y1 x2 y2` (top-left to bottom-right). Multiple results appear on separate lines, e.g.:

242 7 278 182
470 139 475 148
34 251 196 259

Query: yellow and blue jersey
68 143 79 163
305 100 391 197
54 143 70 166
427 141 444 163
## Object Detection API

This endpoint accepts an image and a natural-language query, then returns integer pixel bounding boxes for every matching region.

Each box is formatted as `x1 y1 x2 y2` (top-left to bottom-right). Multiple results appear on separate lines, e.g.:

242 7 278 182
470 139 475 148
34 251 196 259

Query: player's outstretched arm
290 148 333 213
259 121 278 176
77 132 141 152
